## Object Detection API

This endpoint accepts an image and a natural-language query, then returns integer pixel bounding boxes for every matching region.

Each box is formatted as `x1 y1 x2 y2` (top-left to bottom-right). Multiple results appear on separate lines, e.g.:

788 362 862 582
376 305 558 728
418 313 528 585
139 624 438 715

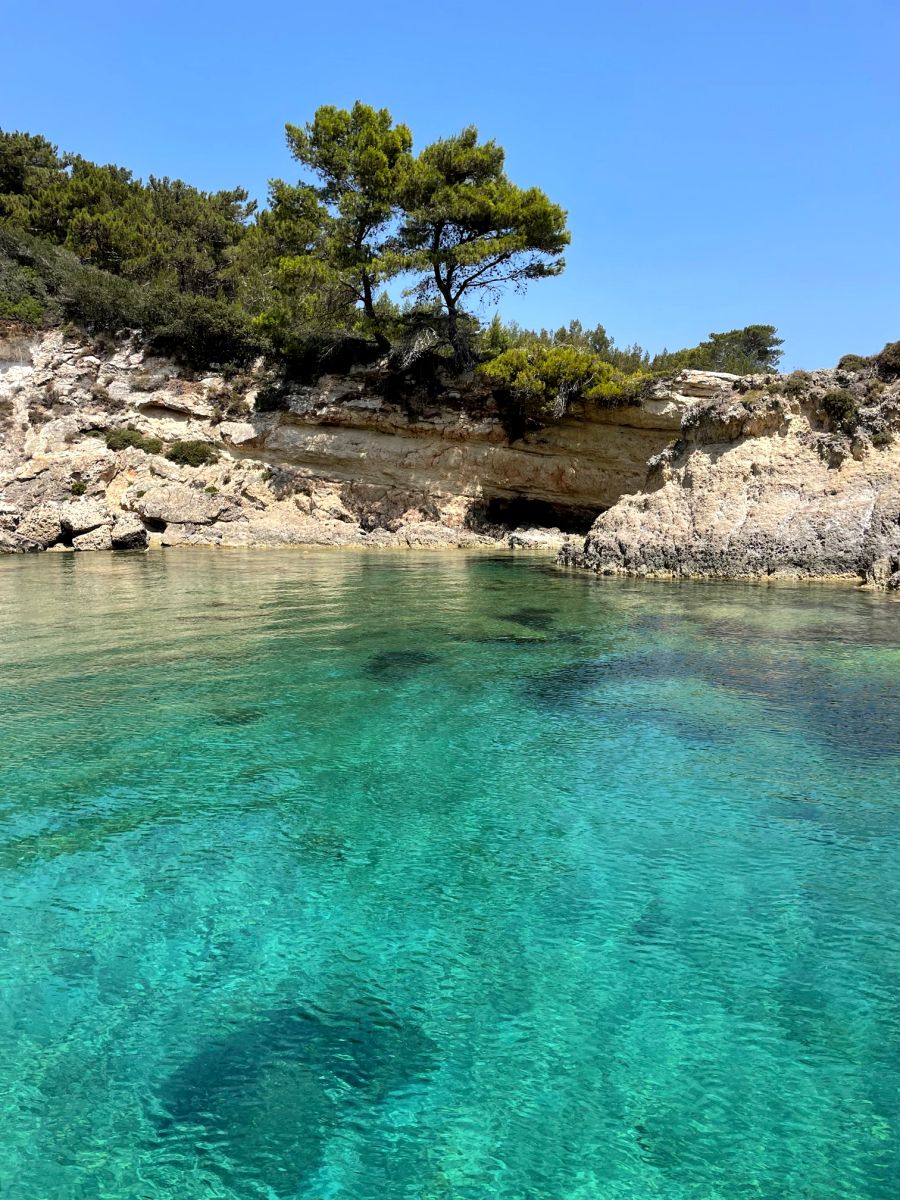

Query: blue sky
3 0 898 368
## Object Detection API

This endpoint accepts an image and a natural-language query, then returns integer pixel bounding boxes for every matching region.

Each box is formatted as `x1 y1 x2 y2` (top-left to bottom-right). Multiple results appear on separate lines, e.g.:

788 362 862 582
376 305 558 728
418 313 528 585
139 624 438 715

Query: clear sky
2 0 898 369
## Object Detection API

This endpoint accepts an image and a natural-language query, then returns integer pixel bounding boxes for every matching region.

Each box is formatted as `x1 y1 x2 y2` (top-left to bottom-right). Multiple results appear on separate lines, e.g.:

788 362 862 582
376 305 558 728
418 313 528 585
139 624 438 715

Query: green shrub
0 295 43 323
261 468 274 480
105 428 163 454
478 345 650 422
143 292 264 371
0 228 264 371
70 480 87 495
874 340 900 381
837 354 869 372
204 485 219 494
821 388 859 432
165 439 219 467
871 430 893 447
782 373 809 397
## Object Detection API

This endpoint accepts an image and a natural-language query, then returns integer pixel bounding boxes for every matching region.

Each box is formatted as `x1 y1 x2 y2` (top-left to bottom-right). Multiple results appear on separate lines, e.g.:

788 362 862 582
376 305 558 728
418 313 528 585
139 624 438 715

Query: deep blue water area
1 549 899 1199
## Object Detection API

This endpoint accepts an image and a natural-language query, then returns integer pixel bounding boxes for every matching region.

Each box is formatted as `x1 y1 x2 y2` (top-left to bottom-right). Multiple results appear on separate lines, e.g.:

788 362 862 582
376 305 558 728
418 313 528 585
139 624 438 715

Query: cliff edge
559 364 900 589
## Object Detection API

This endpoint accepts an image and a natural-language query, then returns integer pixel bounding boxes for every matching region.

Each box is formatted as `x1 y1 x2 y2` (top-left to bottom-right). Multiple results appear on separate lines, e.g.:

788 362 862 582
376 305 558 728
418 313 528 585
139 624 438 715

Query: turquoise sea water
1 549 899 1200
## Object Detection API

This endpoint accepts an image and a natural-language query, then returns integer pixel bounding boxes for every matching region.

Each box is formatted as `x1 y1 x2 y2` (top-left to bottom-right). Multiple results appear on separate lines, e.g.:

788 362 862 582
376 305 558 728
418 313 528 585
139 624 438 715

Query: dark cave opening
477 496 601 535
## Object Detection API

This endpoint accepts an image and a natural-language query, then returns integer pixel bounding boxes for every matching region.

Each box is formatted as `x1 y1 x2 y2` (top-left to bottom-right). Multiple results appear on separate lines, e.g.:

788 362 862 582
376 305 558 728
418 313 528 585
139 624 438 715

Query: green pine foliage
393 128 569 363
479 343 652 422
0 115 793 416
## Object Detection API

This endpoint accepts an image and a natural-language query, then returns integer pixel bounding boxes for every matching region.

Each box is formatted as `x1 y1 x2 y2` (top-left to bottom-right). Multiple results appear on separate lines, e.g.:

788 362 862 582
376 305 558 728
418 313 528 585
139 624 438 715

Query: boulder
508 529 565 549
130 485 242 526
110 512 149 549
17 504 62 547
58 499 110 535
73 525 114 551
218 420 258 445
0 530 41 553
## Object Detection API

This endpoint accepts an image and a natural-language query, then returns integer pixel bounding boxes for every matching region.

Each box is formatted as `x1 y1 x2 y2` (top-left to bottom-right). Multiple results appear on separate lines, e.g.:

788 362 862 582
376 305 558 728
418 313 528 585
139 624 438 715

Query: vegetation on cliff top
0 110 807 424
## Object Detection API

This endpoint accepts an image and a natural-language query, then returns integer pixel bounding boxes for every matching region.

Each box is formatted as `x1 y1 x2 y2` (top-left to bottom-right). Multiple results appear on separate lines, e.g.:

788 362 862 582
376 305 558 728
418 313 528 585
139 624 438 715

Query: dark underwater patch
156 1004 436 1197
767 799 824 823
525 655 661 708
525 641 900 761
211 706 264 726
500 607 557 631
363 650 439 679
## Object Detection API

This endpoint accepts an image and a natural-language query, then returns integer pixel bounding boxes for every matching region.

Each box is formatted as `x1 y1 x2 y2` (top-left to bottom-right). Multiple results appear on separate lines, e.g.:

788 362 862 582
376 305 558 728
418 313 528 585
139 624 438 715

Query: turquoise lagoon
0 549 898 1199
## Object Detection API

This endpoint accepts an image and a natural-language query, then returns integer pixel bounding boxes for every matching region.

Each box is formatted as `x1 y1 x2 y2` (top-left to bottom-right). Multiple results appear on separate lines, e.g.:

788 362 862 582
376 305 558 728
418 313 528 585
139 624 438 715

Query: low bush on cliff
837 354 869 372
165 440 219 467
875 341 900 381
105 428 163 454
821 388 859 433
478 317 783 378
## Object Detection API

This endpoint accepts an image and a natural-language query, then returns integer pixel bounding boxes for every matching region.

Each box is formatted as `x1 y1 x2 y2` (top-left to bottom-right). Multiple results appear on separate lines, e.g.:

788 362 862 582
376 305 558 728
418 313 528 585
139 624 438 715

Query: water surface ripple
1 550 899 1199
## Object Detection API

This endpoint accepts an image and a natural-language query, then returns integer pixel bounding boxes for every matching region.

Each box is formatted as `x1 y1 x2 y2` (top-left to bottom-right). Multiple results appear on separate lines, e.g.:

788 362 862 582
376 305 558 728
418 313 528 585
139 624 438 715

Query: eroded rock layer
0 329 692 555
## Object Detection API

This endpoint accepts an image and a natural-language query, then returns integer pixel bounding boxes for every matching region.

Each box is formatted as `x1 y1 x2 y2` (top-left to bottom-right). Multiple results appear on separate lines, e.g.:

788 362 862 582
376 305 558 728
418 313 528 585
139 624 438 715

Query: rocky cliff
7 328 899 588
0 328 692 555
559 365 900 589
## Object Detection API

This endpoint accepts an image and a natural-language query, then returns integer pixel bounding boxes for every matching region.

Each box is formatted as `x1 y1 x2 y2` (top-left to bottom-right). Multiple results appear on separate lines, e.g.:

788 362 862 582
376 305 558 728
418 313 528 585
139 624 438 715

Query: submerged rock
363 649 440 678
156 1004 436 1196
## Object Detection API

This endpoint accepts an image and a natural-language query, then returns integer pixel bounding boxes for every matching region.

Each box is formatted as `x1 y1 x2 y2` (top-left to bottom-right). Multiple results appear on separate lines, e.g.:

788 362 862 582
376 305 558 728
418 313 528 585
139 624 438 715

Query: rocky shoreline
3 326 900 588
0 326 693 557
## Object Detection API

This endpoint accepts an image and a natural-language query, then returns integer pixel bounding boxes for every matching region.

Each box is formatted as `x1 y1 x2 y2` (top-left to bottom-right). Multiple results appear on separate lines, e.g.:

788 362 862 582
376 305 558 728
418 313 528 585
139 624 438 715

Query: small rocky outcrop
560 367 900 587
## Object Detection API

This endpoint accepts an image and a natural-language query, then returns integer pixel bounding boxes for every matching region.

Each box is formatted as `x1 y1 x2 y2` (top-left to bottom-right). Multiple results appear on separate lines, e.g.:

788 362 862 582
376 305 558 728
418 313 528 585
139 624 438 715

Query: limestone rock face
0 530 41 553
560 369 900 583
73 525 114 551
6 329 900 584
17 504 62 547
2 329 685 556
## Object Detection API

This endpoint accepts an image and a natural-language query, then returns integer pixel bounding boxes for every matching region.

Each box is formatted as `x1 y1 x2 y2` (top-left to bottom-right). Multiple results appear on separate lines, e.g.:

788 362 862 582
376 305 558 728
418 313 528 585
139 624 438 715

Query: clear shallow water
1 549 899 1200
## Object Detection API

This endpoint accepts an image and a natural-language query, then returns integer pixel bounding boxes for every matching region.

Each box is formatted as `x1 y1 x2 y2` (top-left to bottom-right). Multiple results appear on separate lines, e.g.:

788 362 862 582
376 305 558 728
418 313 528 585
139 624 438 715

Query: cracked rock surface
560 369 900 588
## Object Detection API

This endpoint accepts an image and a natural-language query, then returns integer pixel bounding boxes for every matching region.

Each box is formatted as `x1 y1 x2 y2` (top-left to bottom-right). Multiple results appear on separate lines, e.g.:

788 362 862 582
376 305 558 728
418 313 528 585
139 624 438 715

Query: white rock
73 525 113 551
18 504 61 547
58 499 110 535
110 513 148 549
218 421 257 445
